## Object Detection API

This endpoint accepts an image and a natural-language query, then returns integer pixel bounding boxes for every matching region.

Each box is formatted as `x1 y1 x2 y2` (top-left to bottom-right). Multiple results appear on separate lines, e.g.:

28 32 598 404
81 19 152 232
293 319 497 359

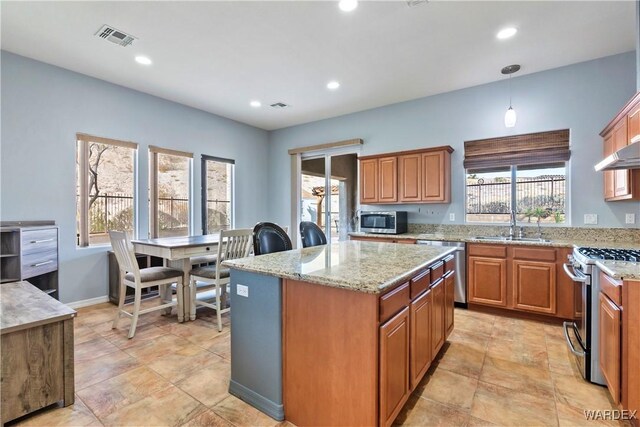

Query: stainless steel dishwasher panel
417 240 466 305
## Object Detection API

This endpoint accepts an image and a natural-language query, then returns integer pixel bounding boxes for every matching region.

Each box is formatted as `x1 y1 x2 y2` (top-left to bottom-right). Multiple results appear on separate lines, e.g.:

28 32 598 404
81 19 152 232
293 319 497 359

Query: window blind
77 133 138 149
463 129 570 170
149 145 193 158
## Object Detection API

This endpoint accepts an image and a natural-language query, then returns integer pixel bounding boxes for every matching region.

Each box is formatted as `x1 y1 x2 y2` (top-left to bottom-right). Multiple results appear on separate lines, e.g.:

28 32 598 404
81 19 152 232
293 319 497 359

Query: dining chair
300 221 327 248
189 228 253 330
109 231 184 338
253 222 292 255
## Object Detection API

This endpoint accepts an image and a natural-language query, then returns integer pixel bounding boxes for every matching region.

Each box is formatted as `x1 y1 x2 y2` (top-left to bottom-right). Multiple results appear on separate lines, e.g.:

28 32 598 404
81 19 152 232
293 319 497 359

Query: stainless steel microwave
360 211 408 234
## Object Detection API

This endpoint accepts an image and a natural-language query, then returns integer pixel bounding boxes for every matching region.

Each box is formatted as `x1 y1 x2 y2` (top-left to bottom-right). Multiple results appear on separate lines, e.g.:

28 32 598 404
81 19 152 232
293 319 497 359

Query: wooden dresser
0 281 76 425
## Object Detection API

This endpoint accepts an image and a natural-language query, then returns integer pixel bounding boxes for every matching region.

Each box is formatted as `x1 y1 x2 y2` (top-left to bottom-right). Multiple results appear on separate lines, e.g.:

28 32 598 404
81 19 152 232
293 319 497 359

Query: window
76 133 137 246
149 146 193 238
464 130 570 224
201 155 234 234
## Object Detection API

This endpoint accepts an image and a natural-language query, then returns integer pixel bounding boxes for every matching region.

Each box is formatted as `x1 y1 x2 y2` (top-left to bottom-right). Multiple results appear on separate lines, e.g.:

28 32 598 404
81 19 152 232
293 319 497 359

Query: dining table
132 234 221 322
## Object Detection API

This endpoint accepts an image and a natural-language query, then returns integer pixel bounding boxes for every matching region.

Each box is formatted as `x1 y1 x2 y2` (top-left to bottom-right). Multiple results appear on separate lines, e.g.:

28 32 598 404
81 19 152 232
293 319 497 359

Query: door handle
563 263 589 283
31 260 54 267
31 238 55 244
563 321 585 357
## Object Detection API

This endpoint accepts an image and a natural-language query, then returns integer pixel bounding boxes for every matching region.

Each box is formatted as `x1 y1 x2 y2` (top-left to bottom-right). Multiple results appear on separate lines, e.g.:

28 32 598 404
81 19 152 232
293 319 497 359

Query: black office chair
299 221 327 248
253 222 293 256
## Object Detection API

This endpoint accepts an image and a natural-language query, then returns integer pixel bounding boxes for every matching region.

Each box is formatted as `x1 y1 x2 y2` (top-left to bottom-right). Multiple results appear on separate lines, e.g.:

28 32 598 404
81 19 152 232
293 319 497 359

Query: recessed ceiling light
135 55 152 65
250 100 262 108
496 27 517 40
338 0 358 12
327 81 340 90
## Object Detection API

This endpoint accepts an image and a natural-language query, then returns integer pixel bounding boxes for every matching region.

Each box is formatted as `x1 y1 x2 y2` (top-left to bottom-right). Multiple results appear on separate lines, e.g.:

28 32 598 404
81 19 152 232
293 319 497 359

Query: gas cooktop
576 247 640 262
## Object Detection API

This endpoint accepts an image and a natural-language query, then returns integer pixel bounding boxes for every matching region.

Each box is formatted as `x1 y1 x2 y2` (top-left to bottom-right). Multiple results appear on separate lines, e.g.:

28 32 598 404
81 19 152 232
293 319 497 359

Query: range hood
594 137 640 171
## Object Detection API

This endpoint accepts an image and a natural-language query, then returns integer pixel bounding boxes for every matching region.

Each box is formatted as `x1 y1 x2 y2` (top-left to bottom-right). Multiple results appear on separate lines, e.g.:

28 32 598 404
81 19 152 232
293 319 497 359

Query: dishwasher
416 240 466 307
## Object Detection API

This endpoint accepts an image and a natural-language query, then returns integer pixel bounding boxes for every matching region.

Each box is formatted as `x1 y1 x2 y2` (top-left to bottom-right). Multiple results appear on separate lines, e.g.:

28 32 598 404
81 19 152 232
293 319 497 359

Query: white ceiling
1 1 635 130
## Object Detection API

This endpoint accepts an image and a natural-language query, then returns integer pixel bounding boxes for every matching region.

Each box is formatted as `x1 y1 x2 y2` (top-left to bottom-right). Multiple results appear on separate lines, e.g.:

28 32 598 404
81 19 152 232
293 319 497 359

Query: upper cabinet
359 146 453 205
600 92 640 201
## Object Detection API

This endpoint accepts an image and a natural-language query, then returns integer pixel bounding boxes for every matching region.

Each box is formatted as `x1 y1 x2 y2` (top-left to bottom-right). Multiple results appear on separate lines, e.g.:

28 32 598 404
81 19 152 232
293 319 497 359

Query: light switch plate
584 214 598 225
449 213 455 221
626 213 636 224
237 284 249 298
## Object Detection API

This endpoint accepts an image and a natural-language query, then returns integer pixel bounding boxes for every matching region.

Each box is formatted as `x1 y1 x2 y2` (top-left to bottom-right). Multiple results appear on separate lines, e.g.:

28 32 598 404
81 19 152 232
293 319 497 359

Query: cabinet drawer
600 271 622 307
444 255 455 273
380 282 410 324
22 250 58 279
430 261 444 284
21 228 58 256
410 269 430 299
467 244 507 258
512 247 556 262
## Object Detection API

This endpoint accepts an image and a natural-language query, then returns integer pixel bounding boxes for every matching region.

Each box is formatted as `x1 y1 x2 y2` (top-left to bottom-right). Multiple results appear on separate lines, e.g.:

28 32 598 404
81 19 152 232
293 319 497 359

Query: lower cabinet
445 271 455 337
468 256 507 307
379 307 410 427
512 260 556 314
410 289 432 389
599 291 621 404
430 278 445 356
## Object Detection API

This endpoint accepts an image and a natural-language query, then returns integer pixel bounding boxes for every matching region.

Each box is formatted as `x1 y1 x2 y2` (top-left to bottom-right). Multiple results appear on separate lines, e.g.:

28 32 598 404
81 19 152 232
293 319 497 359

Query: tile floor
10 302 626 427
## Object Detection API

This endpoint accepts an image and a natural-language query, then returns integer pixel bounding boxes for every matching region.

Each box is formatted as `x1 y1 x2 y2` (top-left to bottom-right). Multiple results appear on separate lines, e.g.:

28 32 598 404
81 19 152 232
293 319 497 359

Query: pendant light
501 64 520 128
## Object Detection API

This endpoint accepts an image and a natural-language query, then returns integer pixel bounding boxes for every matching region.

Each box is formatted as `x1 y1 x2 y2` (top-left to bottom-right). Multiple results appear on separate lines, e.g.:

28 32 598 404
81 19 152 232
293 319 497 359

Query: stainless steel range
563 246 640 385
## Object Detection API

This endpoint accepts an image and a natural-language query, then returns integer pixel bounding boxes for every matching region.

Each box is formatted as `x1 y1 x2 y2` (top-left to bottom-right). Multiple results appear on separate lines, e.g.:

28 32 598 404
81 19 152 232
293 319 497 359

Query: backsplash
407 224 640 243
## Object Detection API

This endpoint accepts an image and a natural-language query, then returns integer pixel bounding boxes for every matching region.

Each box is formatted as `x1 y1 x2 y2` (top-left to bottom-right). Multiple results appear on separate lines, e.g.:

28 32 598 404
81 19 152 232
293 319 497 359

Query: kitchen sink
471 236 552 243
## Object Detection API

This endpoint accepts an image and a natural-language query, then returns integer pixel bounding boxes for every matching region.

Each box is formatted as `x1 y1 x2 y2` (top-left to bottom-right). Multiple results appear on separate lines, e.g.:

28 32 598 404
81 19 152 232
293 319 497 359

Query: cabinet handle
31 260 54 267
31 238 55 244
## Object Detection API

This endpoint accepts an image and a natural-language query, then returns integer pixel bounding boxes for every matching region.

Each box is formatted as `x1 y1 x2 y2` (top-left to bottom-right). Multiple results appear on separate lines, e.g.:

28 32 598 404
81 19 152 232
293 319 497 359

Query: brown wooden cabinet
468 256 507 307
444 271 455 337
600 92 640 201
410 289 431 390
599 291 621 404
379 307 410 427
512 260 557 315
359 146 453 205
430 278 445 356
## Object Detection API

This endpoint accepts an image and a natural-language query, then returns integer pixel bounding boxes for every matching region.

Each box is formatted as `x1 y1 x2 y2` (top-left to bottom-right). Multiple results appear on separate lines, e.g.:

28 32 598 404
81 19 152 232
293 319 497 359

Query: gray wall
268 52 639 230
0 51 270 303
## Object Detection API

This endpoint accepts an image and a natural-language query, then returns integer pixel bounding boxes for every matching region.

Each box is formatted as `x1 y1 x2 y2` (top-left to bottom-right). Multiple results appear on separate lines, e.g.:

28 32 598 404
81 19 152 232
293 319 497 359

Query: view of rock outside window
204 160 233 234
157 153 190 238
300 174 341 240
466 164 566 223
76 142 135 245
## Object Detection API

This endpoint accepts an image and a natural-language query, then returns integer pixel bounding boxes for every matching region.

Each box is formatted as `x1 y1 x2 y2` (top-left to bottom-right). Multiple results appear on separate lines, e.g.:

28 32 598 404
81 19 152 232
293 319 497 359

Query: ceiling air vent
406 0 428 7
95 25 136 47
270 102 290 109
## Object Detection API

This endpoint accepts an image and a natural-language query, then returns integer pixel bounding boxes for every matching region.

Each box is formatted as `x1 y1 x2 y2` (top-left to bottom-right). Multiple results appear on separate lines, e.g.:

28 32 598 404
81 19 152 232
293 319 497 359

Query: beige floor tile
466 416 497 426
75 348 140 391
211 395 281 427
435 341 486 379
75 336 121 362
470 381 558 427
552 372 617 412
480 355 555 398
160 318 229 344
101 323 169 350
74 324 102 345
175 357 231 407
394 395 470 426
199 331 231 359
12 396 102 427
147 346 224 384
454 313 495 336
491 316 547 343
417 368 479 410
123 333 201 364
447 328 491 351
77 366 173 420
556 401 630 427
486 337 549 368
180 405 234 427
100 385 201 427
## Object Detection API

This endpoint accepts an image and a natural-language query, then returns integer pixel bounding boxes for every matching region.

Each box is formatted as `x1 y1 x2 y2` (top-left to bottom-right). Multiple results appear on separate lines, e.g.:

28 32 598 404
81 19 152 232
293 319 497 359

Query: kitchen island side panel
229 270 283 421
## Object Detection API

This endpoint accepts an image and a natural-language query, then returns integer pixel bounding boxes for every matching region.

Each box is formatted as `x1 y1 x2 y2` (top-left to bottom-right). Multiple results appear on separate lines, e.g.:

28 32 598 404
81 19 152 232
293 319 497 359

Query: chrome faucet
509 210 517 239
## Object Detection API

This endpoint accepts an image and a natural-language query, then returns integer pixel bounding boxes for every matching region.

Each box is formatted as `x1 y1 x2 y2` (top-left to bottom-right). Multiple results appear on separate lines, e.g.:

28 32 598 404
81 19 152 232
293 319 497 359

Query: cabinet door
628 104 640 144
359 159 378 204
380 307 410 427
613 120 631 198
399 154 422 202
468 256 507 307
444 271 455 337
410 289 431 389
603 133 616 200
422 151 450 203
599 292 621 404
378 157 398 203
431 278 445 357
512 260 557 315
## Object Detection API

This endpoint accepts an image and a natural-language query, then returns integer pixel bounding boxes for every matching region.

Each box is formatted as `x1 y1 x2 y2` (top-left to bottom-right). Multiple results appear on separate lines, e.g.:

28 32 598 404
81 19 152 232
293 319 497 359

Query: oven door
360 213 396 233
562 262 591 379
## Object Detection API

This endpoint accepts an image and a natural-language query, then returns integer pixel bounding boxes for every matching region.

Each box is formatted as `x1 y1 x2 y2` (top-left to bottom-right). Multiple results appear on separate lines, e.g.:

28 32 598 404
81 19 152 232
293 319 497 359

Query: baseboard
229 380 284 421
67 295 110 309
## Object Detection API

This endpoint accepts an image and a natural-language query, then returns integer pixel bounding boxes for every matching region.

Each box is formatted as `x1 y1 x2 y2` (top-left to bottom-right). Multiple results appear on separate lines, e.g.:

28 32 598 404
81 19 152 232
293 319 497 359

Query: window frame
149 145 194 239
201 154 235 235
76 133 138 247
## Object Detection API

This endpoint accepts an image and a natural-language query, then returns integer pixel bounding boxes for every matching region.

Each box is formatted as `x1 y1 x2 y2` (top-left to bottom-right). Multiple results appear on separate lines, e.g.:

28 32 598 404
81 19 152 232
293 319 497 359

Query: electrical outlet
449 213 455 221
584 214 598 225
237 284 249 298
626 213 636 224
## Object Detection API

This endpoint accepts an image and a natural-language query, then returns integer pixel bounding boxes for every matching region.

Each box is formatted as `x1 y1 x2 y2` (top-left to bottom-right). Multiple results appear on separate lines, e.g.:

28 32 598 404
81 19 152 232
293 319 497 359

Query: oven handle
563 321 585 357
563 263 589 284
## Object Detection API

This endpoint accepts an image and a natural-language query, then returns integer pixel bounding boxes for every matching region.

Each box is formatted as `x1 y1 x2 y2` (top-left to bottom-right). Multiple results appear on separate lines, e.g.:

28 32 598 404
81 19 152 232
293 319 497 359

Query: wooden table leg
168 258 191 322
62 318 75 407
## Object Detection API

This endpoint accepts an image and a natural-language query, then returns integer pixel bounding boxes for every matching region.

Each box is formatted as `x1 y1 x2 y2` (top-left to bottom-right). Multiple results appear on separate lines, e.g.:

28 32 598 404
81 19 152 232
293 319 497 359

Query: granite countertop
348 232 640 250
596 261 640 281
222 241 455 294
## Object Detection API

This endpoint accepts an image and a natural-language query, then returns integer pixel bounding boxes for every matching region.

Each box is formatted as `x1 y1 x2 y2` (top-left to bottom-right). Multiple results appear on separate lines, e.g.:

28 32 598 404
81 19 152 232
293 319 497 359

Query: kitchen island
222 241 456 426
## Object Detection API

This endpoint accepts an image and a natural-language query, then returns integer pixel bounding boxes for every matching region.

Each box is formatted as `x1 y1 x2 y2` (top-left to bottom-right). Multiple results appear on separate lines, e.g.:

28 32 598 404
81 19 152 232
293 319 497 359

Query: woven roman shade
463 129 570 170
